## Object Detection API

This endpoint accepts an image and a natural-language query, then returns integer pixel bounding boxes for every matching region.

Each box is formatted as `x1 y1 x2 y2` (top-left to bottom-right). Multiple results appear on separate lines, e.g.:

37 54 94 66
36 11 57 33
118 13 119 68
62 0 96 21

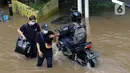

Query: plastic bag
15 37 31 57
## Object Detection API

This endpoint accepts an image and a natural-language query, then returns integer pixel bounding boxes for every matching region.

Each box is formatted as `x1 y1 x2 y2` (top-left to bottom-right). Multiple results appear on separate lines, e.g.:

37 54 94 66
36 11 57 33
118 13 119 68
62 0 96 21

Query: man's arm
36 23 41 32
37 43 43 57
36 33 43 57
36 43 40 54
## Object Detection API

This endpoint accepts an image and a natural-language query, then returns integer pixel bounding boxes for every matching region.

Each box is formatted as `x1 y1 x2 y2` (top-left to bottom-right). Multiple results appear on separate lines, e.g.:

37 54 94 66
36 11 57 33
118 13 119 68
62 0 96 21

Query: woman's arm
17 28 26 39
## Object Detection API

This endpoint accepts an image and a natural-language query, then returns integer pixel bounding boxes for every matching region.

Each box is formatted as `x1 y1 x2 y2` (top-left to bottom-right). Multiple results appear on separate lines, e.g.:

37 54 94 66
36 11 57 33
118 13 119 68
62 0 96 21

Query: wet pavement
0 8 130 73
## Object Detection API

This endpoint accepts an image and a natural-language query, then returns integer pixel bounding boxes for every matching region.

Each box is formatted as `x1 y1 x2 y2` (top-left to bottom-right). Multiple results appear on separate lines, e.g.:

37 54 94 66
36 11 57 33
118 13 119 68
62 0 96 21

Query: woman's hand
17 28 26 40
22 36 26 40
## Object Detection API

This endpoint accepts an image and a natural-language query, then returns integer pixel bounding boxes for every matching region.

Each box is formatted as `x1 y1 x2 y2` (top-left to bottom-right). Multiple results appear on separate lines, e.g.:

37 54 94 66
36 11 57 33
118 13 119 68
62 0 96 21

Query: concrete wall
12 0 59 22
12 1 38 18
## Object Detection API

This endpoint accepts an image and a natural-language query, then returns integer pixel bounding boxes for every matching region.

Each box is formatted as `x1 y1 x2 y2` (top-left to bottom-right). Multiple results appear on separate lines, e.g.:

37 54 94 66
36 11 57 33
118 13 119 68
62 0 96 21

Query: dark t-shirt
36 31 54 57
20 23 40 42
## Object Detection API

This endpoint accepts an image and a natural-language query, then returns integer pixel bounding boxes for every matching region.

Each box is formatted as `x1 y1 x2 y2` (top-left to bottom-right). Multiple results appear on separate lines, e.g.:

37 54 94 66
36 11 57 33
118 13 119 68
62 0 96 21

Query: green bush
61 0 114 15
27 2 45 11
89 0 114 15
18 0 51 15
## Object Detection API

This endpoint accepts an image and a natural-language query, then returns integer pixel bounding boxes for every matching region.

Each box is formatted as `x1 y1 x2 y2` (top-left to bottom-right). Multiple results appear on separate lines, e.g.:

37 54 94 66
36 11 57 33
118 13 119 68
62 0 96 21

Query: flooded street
0 8 130 73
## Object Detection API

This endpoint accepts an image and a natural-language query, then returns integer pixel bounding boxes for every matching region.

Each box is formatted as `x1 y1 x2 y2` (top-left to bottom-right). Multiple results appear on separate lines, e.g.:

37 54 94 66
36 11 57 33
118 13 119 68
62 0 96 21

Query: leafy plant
18 0 51 15
89 0 114 15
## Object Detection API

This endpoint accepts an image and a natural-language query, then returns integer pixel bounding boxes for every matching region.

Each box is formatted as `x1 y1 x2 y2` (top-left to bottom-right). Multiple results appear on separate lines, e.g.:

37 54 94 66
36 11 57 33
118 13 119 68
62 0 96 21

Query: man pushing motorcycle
56 11 99 67
59 11 88 53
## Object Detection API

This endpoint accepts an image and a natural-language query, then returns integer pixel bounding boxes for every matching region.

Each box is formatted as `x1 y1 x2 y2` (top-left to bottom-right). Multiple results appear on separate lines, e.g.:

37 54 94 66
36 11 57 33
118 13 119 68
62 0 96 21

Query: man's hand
38 51 43 57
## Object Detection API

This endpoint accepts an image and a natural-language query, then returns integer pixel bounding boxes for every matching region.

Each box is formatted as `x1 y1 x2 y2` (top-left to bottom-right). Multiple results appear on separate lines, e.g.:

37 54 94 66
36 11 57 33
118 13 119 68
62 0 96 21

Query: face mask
44 30 48 34
29 21 35 26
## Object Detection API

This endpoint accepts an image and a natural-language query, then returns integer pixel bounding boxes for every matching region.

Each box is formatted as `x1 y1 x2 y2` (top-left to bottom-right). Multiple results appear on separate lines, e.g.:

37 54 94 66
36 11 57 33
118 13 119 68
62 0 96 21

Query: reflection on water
0 8 130 73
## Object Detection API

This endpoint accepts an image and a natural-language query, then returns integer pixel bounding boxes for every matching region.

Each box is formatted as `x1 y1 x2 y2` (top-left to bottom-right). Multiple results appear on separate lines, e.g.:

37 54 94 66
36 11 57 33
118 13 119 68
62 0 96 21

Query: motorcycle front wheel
88 58 98 67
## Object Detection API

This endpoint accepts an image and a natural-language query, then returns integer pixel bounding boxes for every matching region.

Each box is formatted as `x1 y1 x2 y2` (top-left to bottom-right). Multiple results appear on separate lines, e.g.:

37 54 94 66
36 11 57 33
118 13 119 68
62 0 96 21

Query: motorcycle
56 26 99 67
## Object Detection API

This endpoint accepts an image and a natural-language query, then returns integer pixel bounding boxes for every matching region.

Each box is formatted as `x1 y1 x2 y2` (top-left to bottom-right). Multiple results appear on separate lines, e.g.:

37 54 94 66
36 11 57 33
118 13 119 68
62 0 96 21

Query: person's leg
0 18 2 22
46 57 53 68
67 38 75 51
61 38 69 52
2 16 4 22
30 41 37 58
36 56 44 67
62 37 71 47
9 7 13 16
0 17 3 22
64 37 75 55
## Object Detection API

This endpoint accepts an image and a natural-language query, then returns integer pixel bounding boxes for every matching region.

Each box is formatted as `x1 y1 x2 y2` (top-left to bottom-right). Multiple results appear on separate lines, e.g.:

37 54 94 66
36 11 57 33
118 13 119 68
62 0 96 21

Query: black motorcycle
56 26 99 67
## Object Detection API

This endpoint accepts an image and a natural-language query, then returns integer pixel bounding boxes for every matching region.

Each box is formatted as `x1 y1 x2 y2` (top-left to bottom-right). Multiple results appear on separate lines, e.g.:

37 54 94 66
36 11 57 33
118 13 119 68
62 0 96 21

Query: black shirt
20 23 40 42
36 31 54 57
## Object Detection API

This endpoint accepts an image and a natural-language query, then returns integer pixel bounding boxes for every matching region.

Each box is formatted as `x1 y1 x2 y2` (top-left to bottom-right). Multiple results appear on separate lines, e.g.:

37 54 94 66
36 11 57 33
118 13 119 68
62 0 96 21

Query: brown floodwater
0 8 130 73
